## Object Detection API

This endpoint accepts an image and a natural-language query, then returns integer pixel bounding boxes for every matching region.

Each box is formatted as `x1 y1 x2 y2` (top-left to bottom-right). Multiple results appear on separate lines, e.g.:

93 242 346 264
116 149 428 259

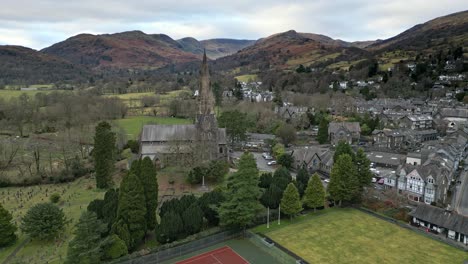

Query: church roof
141 124 197 141
140 124 226 144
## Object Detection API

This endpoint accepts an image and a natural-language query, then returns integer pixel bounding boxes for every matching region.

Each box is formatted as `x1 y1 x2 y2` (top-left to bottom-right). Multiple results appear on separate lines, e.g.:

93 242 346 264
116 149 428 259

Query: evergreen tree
65 211 107 264
0 204 17 247
87 199 104 219
355 148 373 190
111 219 130 250
93 121 116 189
333 141 355 161
218 152 261 230
157 211 183 243
328 154 359 206
277 154 294 169
138 157 158 231
102 188 119 230
259 172 273 189
317 119 329 144
272 166 292 191
182 204 204 235
198 190 225 226
280 183 302 219
303 173 326 212
260 184 283 209
101 234 128 261
113 173 146 250
295 167 310 197
20 203 66 240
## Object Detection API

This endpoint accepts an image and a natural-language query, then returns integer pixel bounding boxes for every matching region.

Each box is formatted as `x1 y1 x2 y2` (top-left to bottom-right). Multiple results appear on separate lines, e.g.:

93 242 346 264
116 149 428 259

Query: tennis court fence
115 230 242 264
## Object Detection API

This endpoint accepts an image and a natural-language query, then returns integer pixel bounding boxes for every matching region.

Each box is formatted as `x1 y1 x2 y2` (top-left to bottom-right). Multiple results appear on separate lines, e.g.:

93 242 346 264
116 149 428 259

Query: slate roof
405 115 433 122
141 125 196 141
328 122 361 134
366 151 405 167
140 124 226 144
291 147 334 167
438 108 468 118
410 204 468 235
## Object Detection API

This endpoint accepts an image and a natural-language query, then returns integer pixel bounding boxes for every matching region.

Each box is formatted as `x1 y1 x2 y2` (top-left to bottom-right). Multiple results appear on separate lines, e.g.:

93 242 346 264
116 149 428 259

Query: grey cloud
0 0 466 49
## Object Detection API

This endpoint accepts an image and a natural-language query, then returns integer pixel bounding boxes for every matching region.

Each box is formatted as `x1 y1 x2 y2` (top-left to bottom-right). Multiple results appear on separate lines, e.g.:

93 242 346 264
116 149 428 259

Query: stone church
139 52 227 167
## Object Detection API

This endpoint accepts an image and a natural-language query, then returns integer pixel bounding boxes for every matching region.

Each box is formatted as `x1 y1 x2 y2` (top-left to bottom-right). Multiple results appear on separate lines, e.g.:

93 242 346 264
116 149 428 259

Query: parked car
324 179 330 183
265 155 273 160
372 177 377 183
267 160 277 166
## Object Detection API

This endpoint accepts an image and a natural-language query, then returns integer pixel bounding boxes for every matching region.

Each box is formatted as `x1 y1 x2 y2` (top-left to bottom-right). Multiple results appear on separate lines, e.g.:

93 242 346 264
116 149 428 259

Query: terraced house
384 139 464 206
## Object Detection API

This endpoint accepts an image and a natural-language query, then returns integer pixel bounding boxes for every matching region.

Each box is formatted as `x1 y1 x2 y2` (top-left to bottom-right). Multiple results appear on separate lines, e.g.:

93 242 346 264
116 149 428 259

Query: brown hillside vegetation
368 10 468 52
41 31 202 69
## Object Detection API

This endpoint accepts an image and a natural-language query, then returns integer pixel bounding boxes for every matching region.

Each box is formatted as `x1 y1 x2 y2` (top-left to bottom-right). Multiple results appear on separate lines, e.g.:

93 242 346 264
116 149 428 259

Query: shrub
125 140 140 154
20 203 67 240
102 234 128 260
50 193 61 203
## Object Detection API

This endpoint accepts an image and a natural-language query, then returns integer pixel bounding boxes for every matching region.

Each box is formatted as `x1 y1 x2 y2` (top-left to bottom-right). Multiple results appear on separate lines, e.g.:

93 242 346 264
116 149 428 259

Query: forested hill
0 45 91 86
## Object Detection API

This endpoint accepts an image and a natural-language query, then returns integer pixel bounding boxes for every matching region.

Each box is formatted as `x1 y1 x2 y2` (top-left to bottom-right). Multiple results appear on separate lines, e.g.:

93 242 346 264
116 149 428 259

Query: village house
366 151 405 169
372 129 405 149
291 146 334 175
382 139 464 206
399 115 433 130
434 107 468 132
410 204 468 245
275 105 309 122
328 122 361 145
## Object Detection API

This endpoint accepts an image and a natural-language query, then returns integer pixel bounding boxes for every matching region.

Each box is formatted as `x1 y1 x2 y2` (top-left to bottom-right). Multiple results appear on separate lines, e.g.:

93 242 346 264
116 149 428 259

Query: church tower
195 50 220 162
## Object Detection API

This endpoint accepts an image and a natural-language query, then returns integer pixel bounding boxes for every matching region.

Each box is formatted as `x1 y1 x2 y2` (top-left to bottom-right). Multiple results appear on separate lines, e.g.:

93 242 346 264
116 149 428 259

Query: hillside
41 31 201 69
177 38 255 59
214 30 371 72
0 45 91 85
369 10 468 52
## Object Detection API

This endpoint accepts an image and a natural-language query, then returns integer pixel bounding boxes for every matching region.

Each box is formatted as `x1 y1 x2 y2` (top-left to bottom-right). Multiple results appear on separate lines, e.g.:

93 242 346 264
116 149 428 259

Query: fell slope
41 31 201 69
0 45 91 84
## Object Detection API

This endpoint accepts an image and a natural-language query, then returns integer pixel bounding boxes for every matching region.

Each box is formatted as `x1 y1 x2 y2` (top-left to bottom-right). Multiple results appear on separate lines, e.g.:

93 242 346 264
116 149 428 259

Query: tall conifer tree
218 152 261 230
93 121 116 189
280 183 302 219
113 173 146 249
0 204 17 247
303 173 326 212
138 157 158 230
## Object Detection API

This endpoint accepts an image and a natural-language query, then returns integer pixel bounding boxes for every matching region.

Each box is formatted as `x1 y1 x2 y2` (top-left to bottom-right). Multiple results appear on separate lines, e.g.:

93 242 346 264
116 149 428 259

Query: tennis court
176 246 249 264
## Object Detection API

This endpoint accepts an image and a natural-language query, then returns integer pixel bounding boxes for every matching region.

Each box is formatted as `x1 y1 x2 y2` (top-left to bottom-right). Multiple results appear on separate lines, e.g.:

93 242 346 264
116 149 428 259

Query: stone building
328 122 361 145
139 51 227 167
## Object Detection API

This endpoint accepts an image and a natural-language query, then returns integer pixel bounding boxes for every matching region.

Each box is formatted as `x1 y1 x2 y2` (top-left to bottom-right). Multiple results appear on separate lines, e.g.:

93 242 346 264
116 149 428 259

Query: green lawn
0 89 68 100
0 177 106 264
114 116 192 139
235 74 258 82
259 208 467 264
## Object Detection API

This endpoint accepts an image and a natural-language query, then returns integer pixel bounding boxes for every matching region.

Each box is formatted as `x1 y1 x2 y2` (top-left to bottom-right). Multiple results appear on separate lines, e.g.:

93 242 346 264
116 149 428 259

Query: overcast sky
0 1 466 50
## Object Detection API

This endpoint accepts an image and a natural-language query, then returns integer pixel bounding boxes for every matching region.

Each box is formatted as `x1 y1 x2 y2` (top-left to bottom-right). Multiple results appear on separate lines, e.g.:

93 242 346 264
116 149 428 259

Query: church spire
198 49 215 115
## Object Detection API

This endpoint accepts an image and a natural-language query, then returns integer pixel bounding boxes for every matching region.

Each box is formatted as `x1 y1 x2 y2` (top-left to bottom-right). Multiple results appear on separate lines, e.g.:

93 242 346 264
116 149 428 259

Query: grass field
258 208 467 264
235 74 258 82
114 116 192 139
0 89 68 100
0 176 108 264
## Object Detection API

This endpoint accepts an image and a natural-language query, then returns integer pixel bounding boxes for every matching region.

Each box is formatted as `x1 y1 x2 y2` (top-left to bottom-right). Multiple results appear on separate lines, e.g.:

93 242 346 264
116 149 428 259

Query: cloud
0 0 466 49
